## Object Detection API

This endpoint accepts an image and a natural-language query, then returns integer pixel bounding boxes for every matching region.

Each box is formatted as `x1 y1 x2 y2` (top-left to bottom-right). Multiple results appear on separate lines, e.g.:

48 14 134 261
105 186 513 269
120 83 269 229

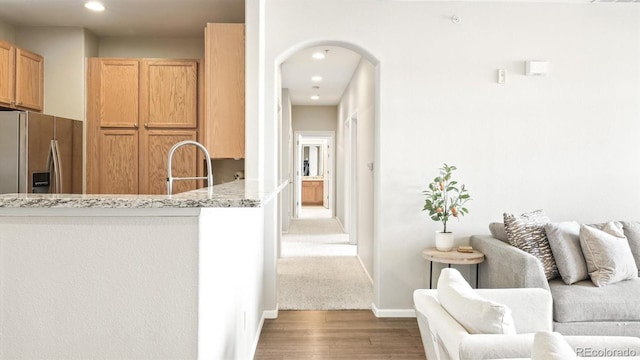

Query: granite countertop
0 180 284 209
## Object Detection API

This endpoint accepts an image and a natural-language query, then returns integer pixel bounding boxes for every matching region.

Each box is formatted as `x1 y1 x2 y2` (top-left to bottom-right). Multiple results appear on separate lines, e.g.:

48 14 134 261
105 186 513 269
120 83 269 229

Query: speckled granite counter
0 180 283 209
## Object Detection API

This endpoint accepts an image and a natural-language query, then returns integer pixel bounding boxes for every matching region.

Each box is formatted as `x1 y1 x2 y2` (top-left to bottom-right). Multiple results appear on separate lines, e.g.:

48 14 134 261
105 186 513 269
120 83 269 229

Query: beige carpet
278 256 373 310
278 218 372 310
282 218 356 257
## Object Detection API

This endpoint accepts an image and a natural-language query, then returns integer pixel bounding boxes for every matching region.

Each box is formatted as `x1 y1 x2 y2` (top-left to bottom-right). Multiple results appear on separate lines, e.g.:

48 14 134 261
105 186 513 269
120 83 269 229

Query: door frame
293 131 335 219
345 112 358 245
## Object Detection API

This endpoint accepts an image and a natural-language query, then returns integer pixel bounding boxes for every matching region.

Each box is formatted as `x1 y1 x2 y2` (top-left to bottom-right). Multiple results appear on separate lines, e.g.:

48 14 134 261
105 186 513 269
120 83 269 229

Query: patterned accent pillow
504 210 559 280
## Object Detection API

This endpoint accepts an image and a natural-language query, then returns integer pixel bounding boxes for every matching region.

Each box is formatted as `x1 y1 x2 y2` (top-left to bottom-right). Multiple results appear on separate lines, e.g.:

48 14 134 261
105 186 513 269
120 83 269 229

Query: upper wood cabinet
0 41 15 106
86 57 202 195
15 48 44 111
204 23 245 159
0 40 44 112
98 59 140 128
142 59 198 129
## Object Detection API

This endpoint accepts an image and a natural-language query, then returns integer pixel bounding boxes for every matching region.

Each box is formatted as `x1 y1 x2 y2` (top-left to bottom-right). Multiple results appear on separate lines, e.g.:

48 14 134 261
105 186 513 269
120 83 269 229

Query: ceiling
0 0 244 37
0 0 360 106
281 46 362 106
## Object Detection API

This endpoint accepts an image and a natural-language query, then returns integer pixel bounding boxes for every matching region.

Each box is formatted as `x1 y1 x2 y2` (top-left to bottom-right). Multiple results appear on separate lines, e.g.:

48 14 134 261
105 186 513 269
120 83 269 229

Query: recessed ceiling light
85 1 105 12
312 52 325 60
311 76 322 82
310 95 320 100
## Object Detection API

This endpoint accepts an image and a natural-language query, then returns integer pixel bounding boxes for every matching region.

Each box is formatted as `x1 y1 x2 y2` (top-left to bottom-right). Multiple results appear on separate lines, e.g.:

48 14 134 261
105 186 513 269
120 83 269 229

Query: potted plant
422 163 471 251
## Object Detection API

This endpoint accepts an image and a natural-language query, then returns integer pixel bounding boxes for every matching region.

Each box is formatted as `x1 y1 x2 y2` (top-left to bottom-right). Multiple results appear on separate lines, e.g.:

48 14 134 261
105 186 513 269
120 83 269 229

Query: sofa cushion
620 221 640 276
489 222 509 243
531 331 577 360
545 221 588 285
580 222 638 287
550 278 640 323
437 268 516 335
504 210 559 280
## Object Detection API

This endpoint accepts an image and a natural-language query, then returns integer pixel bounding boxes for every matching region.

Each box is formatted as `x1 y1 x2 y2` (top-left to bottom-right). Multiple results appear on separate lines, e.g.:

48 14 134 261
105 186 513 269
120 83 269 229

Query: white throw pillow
580 222 638 287
437 268 516 335
531 331 577 360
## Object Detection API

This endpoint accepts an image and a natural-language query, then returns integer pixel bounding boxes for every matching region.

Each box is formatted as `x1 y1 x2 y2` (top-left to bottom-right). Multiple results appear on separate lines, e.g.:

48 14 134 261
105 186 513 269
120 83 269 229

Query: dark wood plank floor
254 310 426 360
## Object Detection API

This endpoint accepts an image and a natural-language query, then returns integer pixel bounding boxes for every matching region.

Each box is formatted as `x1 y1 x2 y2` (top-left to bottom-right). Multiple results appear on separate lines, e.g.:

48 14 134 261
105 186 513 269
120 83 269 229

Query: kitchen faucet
166 140 213 195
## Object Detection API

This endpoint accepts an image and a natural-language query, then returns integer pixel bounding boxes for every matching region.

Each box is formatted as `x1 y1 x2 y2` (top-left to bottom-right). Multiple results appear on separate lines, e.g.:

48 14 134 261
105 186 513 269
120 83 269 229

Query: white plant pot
435 231 454 252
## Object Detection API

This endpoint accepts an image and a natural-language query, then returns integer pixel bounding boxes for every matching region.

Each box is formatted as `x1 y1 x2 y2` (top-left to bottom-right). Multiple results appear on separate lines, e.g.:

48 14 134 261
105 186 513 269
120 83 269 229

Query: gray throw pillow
488 222 508 243
620 221 640 276
580 222 638 287
545 221 588 285
504 210 559 280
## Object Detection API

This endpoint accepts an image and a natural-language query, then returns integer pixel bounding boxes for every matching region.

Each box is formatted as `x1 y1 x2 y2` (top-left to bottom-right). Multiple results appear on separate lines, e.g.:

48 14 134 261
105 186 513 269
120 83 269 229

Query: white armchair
414 287 640 360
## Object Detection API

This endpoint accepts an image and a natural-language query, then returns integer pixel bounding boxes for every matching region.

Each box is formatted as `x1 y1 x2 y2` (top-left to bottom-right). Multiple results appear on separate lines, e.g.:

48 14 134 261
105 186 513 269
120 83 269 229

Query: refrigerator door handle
52 140 63 194
46 140 55 192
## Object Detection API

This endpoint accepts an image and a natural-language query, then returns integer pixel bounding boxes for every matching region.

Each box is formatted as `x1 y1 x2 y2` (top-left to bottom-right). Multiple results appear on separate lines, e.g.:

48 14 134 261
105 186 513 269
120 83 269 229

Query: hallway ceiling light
310 95 320 100
311 76 322 82
84 1 105 11
312 51 326 60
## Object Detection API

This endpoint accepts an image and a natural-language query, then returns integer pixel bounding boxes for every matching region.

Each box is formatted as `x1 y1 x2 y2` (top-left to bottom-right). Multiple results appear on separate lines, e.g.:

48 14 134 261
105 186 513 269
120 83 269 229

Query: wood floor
253 310 426 360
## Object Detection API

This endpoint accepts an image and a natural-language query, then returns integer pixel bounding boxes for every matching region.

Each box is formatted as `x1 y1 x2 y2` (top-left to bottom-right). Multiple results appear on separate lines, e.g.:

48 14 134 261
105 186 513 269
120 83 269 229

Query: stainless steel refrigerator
0 111 83 194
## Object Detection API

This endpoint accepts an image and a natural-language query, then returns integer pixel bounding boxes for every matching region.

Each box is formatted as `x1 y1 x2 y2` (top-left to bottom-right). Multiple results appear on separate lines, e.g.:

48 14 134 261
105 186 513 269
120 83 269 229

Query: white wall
0 215 199 359
98 36 204 59
15 27 87 120
337 58 376 283
254 1 640 312
292 105 337 132
0 18 15 42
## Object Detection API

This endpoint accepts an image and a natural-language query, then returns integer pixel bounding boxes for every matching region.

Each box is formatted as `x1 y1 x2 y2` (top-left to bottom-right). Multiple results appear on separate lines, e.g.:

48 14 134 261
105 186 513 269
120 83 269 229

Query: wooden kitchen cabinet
87 57 202 195
15 48 44 111
204 23 245 159
141 59 198 129
139 129 198 195
98 59 140 128
98 130 139 194
0 40 44 112
302 180 324 206
0 40 15 106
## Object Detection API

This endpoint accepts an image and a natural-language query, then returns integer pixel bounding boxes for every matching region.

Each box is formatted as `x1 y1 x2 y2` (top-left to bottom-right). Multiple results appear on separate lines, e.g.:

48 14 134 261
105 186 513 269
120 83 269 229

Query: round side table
422 247 485 289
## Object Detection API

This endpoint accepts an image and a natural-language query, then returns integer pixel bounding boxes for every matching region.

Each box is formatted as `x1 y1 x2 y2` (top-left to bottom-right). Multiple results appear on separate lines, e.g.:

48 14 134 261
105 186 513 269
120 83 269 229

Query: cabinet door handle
133 123 138 128
144 123 148 128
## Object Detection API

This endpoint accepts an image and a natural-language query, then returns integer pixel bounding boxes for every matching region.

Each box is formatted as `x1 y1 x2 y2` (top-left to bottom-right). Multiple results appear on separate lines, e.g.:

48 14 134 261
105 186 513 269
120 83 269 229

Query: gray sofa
471 227 640 338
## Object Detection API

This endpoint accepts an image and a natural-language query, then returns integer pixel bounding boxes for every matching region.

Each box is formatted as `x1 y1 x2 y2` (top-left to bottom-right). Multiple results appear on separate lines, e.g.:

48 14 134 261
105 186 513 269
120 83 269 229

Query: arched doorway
276 42 378 311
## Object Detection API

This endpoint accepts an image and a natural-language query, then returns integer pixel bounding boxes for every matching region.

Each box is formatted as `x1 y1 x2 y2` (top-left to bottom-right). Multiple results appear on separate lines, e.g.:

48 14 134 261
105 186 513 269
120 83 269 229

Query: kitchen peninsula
0 180 276 360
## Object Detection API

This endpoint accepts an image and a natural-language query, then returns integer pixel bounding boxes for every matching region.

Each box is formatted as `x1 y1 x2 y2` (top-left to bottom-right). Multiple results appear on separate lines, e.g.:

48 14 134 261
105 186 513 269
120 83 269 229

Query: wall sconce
525 61 549 76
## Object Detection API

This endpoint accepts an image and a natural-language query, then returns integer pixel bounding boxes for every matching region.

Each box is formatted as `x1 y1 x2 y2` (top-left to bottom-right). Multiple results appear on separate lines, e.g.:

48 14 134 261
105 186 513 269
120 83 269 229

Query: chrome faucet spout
166 140 213 195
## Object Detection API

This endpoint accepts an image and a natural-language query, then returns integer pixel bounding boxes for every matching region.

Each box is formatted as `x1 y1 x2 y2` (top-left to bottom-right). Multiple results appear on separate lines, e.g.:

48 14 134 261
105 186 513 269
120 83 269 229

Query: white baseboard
371 303 416 318
263 308 278 319
249 308 279 360
356 255 374 285
335 217 346 233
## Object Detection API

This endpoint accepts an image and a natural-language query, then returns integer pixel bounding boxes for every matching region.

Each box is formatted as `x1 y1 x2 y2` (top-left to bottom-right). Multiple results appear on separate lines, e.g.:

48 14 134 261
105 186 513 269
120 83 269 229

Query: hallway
278 213 372 310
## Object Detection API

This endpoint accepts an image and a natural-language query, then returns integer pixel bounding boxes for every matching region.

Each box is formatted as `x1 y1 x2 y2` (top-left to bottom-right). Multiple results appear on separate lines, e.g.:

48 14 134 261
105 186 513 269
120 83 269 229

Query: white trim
357 255 374 286
293 131 335 218
248 309 278 360
335 216 347 233
371 303 416 318
263 308 279 319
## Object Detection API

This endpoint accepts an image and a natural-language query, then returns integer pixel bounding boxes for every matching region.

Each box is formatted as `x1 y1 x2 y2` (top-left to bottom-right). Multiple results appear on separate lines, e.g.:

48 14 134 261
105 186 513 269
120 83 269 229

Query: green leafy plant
422 163 471 233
